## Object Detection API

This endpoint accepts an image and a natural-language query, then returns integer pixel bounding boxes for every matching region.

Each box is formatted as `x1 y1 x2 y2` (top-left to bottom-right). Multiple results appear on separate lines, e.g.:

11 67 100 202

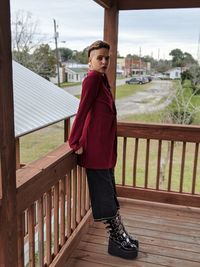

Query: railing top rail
16 143 77 213
117 121 200 143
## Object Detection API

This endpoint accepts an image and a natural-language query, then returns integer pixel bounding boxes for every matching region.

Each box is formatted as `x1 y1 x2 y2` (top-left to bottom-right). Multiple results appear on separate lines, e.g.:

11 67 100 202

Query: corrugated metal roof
13 61 79 137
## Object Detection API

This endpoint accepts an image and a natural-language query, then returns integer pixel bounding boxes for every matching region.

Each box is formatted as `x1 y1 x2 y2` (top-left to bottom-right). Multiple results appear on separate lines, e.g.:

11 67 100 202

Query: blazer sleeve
68 74 101 151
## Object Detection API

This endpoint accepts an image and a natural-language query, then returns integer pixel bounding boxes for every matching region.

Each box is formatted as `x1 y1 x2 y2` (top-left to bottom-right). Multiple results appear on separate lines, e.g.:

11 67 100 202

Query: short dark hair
88 40 110 57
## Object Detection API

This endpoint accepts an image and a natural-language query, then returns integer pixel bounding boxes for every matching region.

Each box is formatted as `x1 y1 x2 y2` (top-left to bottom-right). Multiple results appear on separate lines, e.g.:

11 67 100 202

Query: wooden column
103 2 119 99
16 138 20 169
64 118 71 142
0 0 18 266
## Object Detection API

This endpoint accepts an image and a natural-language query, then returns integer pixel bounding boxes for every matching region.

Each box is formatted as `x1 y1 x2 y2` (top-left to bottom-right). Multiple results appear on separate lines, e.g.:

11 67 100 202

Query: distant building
125 57 151 76
65 67 88 82
165 67 182 79
117 57 125 76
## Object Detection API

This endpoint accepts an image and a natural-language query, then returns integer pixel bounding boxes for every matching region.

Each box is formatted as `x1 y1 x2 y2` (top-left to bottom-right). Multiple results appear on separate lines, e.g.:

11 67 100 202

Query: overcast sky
10 0 200 60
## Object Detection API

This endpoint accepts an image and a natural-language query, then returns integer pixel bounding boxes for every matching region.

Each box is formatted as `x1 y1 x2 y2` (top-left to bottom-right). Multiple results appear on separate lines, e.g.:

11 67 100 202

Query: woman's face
89 48 110 74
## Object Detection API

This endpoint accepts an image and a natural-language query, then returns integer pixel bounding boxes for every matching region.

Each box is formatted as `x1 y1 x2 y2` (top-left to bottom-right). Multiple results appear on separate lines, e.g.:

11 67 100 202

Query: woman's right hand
75 147 83 155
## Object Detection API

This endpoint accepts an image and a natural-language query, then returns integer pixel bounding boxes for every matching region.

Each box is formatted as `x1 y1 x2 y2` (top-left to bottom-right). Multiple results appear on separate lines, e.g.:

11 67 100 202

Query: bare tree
11 10 43 65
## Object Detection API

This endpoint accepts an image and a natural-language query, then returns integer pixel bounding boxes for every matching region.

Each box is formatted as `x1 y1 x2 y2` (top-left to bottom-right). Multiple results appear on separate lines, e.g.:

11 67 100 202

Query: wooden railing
16 143 91 267
116 122 200 207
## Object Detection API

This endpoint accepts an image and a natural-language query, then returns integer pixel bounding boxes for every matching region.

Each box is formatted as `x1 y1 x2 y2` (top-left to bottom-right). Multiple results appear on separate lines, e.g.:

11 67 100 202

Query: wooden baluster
53 183 59 256
156 140 162 190
66 173 72 238
37 196 44 267
133 138 139 187
122 137 127 186
28 204 35 267
60 177 66 245
85 169 90 211
168 141 174 191
180 142 186 193
145 139 150 188
46 190 52 265
81 168 86 217
17 213 25 267
192 143 199 194
72 168 77 230
77 166 82 223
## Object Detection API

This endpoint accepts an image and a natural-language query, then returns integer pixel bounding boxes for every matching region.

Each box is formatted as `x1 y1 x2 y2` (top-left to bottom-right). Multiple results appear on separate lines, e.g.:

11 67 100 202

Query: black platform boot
114 212 139 249
104 213 138 260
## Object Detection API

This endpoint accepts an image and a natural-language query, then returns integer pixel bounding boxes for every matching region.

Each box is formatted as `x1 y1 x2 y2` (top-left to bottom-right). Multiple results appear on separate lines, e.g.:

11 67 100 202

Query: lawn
60 81 81 88
116 82 150 99
20 122 65 163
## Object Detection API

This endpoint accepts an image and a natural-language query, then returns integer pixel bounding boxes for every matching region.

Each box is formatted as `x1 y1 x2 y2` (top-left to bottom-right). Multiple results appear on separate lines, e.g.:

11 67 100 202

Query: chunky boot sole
132 239 139 249
108 238 138 260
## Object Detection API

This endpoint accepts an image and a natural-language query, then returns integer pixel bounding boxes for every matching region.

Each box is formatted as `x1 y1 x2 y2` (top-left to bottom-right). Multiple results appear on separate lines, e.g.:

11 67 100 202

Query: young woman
68 40 139 259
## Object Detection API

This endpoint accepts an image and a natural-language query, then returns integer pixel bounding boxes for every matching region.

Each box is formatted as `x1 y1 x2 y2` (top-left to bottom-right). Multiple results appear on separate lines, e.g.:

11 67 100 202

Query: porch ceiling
94 0 200 9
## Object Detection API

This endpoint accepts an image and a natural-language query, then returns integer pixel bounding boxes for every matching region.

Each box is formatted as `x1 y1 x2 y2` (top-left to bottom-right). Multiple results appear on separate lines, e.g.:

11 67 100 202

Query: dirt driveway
116 80 174 119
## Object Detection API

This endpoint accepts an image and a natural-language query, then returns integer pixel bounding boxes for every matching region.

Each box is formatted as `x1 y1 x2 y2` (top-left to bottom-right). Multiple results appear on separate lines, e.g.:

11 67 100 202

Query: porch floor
66 199 200 267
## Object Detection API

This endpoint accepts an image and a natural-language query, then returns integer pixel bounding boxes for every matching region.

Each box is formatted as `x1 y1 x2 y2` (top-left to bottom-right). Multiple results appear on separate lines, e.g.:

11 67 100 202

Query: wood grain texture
16 143 77 213
117 122 200 142
67 198 200 267
0 0 18 265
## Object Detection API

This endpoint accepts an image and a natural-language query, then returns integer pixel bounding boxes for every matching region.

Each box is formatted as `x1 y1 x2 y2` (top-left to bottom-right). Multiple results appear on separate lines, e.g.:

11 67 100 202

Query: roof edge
93 0 113 9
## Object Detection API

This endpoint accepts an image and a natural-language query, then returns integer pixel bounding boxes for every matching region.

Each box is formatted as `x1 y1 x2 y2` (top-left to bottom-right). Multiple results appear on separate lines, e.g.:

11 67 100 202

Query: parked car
126 77 147 85
147 76 152 82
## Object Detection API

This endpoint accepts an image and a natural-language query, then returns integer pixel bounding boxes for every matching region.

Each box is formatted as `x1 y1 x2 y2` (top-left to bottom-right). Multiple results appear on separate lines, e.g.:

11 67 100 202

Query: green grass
20 122 65 164
60 82 81 88
116 83 149 99
122 110 165 123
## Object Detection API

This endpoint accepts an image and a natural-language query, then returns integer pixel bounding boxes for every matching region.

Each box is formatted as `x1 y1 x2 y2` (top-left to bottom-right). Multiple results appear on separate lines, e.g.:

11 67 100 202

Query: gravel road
62 79 174 119
62 78 127 96
116 80 174 119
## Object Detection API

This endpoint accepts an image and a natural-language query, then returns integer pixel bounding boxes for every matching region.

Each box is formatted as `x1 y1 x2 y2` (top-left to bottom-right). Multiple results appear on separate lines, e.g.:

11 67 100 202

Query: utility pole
139 46 142 77
197 31 200 65
158 48 160 60
53 19 60 87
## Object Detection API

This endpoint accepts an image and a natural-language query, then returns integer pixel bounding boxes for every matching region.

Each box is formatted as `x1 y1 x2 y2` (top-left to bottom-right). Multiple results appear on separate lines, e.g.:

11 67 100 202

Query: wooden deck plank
81 233 200 255
66 199 200 267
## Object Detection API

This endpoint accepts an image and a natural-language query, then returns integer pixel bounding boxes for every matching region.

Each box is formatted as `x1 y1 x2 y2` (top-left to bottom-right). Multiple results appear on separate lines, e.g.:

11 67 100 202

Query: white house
165 67 182 79
65 67 88 82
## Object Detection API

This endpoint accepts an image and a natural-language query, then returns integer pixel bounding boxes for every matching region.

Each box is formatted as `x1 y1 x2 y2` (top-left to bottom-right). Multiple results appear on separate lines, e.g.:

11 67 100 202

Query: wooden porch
67 199 200 267
13 122 200 267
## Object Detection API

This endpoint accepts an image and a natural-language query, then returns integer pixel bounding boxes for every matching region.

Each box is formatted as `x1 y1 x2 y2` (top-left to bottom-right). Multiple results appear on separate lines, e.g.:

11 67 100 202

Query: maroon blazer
68 70 117 169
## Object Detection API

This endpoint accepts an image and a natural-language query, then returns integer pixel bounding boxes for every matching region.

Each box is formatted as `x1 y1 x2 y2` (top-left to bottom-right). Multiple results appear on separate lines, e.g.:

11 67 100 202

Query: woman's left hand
75 147 83 155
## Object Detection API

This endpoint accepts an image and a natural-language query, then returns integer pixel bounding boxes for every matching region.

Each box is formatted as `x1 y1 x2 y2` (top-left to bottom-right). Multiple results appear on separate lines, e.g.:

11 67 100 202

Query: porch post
103 2 119 99
64 118 71 142
0 0 18 266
